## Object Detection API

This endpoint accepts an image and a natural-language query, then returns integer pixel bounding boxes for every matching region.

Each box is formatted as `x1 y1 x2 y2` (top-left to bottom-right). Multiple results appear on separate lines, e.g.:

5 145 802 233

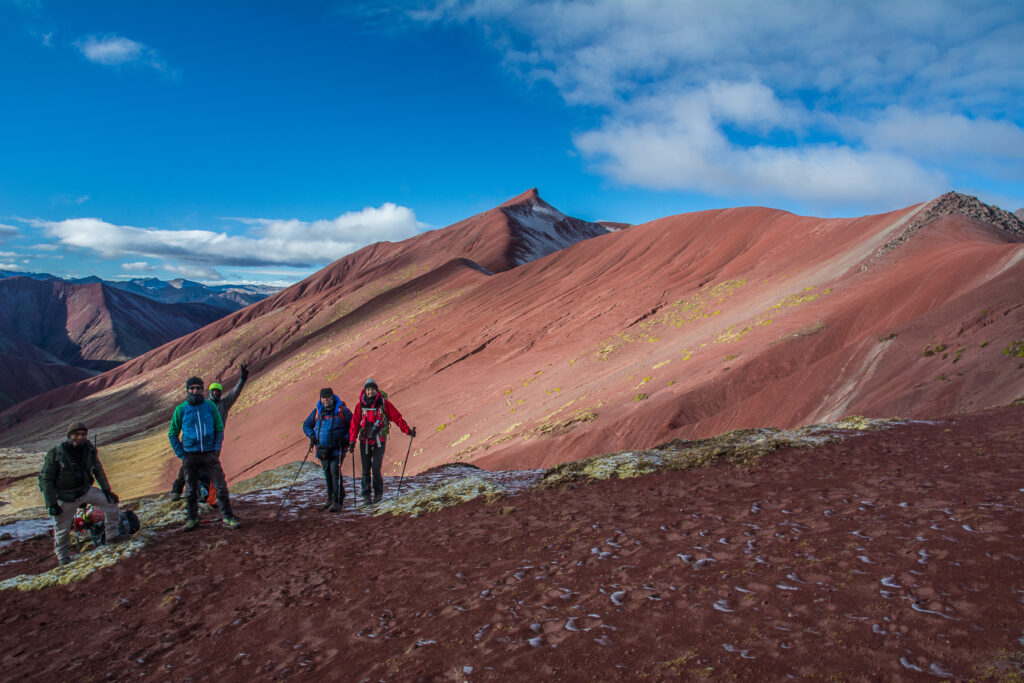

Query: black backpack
117 510 141 537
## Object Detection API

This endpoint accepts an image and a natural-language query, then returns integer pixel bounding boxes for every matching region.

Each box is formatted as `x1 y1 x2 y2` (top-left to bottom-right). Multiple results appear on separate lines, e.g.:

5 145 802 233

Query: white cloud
407 0 1024 209
75 34 170 73
856 108 1024 165
0 223 18 237
33 203 420 268
163 264 224 282
121 261 155 272
0 251 16 258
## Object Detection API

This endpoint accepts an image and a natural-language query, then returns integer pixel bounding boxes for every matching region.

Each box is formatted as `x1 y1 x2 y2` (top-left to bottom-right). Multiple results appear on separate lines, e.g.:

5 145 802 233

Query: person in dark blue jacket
302 387 353 512
169 376 240 530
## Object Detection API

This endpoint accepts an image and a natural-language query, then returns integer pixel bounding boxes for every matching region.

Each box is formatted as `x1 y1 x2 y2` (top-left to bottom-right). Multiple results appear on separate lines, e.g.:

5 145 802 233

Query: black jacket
213 371 248 424
39 440 112 506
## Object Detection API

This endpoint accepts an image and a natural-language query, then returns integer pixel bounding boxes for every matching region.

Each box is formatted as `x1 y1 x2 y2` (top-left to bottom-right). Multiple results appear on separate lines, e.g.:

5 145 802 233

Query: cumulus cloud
33 203 420 269
121 261 156 273
75 34 170 73
404 0 1024 209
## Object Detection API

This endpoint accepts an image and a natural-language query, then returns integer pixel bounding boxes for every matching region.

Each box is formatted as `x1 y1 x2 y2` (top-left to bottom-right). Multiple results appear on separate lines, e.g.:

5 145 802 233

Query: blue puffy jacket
169 399 225 458
302 395 352 452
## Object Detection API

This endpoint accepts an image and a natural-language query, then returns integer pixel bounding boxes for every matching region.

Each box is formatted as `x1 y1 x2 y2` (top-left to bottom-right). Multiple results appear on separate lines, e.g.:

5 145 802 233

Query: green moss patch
373 476 506 517
537 416 907 489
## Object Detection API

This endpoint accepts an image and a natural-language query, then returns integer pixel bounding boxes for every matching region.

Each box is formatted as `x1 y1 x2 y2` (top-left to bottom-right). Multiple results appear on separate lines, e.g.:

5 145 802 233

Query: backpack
117 510 141 536
359 391 390 445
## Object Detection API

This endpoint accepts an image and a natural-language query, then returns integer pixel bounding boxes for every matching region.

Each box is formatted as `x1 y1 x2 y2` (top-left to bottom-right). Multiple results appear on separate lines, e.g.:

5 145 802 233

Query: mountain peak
499 188 542 208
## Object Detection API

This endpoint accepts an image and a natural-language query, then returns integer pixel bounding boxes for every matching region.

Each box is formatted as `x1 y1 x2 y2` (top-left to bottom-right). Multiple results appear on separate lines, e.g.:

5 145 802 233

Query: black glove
103 490 119 505
347 443 355 454
409 426 417 438
239 364 249 380
309 437 318 449
48 504 62 517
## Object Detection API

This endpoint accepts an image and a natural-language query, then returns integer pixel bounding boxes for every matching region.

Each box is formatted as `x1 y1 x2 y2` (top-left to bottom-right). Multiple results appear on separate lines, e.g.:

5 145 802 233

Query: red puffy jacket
349 390 410 446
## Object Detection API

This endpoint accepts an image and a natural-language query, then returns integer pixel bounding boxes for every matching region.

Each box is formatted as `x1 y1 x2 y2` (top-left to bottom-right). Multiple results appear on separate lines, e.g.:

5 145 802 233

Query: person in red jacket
348 378 415 504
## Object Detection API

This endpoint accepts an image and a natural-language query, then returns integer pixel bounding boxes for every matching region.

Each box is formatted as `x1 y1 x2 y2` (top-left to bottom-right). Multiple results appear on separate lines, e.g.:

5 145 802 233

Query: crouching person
169 376 240 531
39 422 124 566
302 388 352 512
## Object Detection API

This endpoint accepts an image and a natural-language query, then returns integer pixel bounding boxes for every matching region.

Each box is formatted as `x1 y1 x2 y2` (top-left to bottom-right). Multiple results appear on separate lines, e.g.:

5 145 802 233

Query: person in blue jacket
302 387 352 512
168 376 240 530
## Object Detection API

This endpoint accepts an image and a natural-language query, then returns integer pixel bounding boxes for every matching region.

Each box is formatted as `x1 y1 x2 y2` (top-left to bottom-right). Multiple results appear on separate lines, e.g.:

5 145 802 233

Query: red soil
3 405 1023 680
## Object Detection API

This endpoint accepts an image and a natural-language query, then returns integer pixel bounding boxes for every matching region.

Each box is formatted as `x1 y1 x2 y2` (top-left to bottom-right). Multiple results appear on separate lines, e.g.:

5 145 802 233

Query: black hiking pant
359 441 386 497
171 462 213 503
184 451 234 520
318 448 345 504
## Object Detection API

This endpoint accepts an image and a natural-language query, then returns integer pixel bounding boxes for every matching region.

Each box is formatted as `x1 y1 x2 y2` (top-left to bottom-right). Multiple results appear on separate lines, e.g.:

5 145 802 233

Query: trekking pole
337 451 343 510
350 446 357 508
396 433 415 497
274 442 314 521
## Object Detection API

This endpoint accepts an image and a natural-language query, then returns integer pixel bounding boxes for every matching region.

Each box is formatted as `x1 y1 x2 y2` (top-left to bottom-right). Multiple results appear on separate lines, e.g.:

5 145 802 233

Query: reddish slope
1 192 1022 496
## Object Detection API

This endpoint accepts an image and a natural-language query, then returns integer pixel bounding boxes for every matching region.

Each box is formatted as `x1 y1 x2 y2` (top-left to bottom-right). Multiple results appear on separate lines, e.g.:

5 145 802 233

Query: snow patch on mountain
502 197 613 266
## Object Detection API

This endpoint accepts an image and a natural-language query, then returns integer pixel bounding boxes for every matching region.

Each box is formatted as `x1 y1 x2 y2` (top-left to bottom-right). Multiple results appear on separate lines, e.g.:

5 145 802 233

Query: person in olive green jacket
39 422 124 565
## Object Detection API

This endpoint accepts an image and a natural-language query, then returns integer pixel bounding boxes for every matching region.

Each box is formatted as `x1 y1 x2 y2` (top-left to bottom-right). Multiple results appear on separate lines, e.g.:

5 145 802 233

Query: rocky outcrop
877 191 1024 255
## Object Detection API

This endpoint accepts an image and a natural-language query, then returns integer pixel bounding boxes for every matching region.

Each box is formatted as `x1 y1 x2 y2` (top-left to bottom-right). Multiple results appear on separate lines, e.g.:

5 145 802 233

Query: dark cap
319 387 333 399
66 421 88 437
363 378 378 390
186 376 203 389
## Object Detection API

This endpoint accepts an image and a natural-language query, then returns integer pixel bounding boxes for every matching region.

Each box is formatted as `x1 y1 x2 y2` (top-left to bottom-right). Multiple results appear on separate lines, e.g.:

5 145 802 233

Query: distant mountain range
0 274 280 410
0 271 281 311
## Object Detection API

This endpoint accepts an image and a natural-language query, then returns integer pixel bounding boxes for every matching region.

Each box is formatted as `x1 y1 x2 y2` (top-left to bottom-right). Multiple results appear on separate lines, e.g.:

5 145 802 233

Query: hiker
168 376 241 531
39 422 124 566
170 364 249 501
348 378 416 504
302 388 353 512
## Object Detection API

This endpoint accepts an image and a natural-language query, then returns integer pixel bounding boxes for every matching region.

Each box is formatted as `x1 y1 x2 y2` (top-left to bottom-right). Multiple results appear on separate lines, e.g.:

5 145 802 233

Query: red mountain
0 278 227 409
0 191 1022 499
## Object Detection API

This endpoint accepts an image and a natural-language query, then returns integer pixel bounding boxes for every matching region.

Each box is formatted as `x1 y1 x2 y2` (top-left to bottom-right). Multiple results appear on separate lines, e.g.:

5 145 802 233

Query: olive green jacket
38 440 112 507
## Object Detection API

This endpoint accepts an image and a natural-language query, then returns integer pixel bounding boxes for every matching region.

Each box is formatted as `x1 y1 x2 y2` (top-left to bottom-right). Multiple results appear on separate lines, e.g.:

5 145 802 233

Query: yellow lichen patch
229 461 320 495
594 279 748 361
0 532 153 592
534 408 598 438
449 434 470 448
373 476 505 517
653 360 671 370
537 417 910 489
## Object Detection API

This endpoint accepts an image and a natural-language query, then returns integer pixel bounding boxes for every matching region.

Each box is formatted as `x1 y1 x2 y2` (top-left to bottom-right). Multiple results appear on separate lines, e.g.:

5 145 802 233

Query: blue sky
1 1 1022 285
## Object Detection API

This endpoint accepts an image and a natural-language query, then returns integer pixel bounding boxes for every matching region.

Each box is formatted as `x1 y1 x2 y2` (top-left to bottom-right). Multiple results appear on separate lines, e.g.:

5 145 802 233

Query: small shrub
634 393 649 401
1003 340 1024 358
878 332 897 342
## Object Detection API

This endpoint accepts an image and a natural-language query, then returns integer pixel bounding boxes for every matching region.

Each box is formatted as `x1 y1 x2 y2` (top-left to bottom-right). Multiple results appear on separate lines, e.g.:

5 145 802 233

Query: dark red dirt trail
2 405 1023 680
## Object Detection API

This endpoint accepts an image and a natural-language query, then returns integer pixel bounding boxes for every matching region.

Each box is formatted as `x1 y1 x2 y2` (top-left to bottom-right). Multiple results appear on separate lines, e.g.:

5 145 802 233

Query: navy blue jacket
302 395 352 453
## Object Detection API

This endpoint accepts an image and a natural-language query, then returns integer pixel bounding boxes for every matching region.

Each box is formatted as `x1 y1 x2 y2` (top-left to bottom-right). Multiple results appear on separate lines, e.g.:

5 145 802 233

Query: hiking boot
320 501 332 510
57 556 72 566
169 490 182 502
183 518 199 532
222 517 241 529
372 493 383 504
328 502 341 513
361 495 372 506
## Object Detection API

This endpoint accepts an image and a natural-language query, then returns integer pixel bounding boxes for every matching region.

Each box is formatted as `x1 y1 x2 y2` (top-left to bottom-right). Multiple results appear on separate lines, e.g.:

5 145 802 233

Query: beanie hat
186 376 203 389
363 378 378 390
66 421 88 437
320 387 334 399
209 382 223 391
